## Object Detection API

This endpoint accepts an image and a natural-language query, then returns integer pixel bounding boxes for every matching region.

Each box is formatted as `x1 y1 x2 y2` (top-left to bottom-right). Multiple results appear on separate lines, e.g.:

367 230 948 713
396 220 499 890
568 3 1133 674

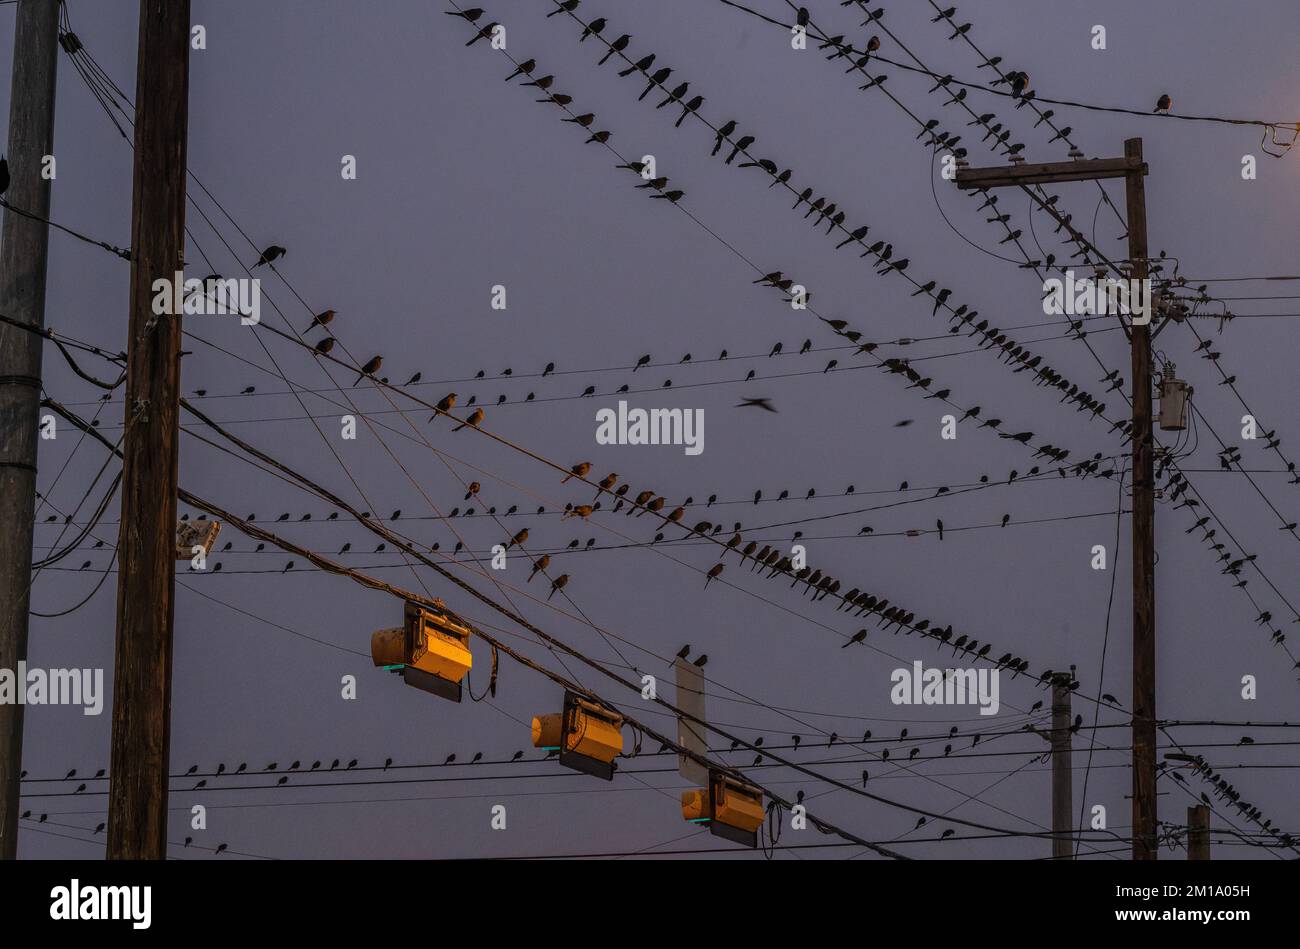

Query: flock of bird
449 7 1133 451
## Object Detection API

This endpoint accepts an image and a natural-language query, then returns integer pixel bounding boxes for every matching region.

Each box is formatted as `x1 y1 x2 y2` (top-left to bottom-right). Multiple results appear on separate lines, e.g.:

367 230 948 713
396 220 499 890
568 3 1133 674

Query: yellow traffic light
371 600 473 702
681 771 765 848
531 691 624 780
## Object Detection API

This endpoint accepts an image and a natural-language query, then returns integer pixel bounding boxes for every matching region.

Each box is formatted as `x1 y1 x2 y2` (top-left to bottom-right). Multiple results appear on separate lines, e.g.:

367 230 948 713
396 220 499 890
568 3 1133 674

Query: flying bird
736 397 778 413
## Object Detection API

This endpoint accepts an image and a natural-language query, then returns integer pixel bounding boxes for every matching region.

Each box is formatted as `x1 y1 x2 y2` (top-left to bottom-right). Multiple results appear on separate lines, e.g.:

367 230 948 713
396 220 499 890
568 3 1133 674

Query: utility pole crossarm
954 155 1147 190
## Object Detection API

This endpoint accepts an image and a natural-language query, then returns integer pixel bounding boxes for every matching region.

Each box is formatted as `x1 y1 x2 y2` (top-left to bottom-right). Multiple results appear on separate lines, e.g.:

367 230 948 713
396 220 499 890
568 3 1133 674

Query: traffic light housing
681 770 765 848
531 691 624 780
371 600 473 702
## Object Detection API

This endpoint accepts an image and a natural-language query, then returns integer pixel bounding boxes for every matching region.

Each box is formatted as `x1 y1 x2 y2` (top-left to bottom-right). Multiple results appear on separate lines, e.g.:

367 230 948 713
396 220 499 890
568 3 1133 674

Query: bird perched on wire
353 355 382 385
547 0 579 16
619 53 655 78
313 337 335 355
548 574 570 600
712 120 738 156
704 563 724 588
466 21 499 45
252 245 286 268
453 407 484 432
651 190 685 203
737 397 777 413
657 81 689 109
435 392 457 416
563 504 594 520
563 461 592 483
527 554 550 582
1154 93 1172 114
305 309 335 331
640 67 672 101
504 58 535 81
446 7 484 20
725 135 755 164
580 17 606 40
599 34 631 65
563 112 596 128
676 95 704 127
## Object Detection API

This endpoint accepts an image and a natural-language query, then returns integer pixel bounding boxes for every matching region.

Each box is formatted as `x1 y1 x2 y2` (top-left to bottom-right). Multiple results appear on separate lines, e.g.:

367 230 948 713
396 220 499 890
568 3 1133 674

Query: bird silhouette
599 35 631 65
252 245 286 268
736 397 777 413
640 67 672 101
619 54 655 78
504 58 536 82
548 574 570 600
466 22 499 46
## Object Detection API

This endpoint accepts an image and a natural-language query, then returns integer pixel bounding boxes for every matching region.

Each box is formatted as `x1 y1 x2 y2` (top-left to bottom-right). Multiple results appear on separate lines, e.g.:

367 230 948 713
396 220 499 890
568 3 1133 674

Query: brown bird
704 563 724 588
548 574 570 600
353 355 383 385
562 462 592 483
464 481 481 500
435 392 457 414
452 407 484 432
1154 93 1172 114
506 528 528 549
306 309 335 331
595 472 619 498
563 504 594 520
528 554 550 582
313 337 335 355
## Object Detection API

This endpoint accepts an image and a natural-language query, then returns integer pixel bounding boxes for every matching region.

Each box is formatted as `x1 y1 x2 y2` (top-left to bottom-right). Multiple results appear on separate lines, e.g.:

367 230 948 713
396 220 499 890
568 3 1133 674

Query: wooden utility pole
1123 139 1158 861
1050 683 1073 859
0 0 61 861
1187 804 1210 860
107 0 191 860
957 138 1157 860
